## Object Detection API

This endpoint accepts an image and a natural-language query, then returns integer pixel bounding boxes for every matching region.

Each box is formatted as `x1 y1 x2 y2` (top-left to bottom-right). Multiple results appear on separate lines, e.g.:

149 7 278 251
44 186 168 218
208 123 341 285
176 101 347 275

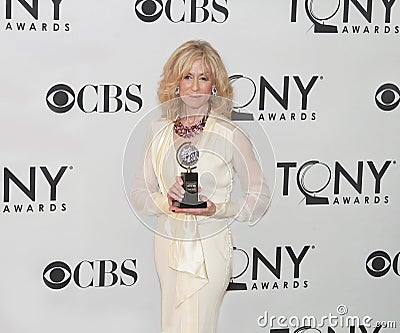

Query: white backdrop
1 1 399 332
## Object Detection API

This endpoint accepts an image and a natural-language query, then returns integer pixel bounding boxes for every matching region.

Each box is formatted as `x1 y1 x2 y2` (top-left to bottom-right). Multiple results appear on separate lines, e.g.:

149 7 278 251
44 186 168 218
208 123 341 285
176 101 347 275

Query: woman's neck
181 104 210 125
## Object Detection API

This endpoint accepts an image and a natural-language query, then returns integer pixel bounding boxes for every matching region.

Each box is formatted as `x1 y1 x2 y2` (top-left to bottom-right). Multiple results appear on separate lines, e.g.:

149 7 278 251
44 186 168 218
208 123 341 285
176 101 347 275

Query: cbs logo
43 259 138 289
134 0 229 23
366 250 400 278
46 83 143 114
375 83 400 111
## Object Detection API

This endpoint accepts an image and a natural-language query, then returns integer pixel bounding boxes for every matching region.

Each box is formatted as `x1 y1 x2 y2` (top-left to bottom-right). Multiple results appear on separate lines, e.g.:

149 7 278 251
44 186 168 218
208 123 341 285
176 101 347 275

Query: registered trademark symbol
320 76 323 80
69 166 73 170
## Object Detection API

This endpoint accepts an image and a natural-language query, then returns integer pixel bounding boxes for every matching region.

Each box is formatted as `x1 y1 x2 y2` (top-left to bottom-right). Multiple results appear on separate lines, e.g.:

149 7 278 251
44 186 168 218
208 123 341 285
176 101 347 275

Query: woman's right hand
167 176 185 206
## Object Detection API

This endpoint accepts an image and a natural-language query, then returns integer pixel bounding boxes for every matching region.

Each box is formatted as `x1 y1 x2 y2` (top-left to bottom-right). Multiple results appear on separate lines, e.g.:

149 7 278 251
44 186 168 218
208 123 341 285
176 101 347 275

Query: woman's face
179 59 213 112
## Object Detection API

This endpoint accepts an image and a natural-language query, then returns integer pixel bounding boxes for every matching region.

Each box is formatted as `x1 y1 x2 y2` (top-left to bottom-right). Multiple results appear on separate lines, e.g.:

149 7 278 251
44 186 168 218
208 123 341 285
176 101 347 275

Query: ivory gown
132 114 269 333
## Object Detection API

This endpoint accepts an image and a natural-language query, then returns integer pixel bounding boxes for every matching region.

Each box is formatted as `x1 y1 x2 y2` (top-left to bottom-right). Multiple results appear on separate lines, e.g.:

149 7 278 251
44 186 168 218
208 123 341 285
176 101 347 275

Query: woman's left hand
169 194 216 216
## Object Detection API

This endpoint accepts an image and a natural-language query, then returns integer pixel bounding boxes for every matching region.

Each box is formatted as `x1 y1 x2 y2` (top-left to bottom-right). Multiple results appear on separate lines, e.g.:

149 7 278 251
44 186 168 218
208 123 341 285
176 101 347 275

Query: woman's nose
191 79 199 91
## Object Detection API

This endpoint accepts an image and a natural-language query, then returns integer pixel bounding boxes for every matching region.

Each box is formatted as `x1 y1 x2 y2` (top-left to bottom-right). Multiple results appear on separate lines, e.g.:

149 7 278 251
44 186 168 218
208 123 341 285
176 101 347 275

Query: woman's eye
184 75 192 80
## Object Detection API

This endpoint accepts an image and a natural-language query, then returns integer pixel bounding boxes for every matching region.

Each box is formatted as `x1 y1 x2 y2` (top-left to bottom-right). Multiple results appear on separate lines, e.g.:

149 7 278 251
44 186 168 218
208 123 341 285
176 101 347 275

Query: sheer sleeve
130 124 170 216
213 126 270 224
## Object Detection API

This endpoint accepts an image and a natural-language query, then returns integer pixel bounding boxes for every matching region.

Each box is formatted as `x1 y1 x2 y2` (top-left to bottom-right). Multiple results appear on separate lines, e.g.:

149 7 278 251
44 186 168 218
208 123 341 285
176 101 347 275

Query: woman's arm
213 126 270 224
131 127 170 216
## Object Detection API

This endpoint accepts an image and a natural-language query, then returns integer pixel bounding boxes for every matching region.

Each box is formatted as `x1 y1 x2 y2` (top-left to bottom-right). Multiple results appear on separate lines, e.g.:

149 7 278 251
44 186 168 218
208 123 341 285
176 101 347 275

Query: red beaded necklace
173 113 209 138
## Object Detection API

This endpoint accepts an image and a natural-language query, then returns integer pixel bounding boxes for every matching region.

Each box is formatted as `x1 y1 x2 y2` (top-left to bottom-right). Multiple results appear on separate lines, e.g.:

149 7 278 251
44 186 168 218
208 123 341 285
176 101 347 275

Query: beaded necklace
173 114 208 138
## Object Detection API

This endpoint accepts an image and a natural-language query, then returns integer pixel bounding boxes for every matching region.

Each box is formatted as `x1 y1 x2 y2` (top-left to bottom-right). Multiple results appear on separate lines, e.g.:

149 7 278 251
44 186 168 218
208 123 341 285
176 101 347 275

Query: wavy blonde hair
158 40 233 120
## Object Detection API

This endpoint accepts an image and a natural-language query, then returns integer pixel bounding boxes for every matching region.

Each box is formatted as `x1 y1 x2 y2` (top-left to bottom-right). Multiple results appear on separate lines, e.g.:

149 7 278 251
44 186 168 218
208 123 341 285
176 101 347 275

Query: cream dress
132 114 269 333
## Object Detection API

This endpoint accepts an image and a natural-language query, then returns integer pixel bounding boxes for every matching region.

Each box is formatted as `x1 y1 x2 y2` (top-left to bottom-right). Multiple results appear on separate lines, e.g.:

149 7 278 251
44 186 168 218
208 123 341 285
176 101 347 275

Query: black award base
172 200 208 209
172 172 207 209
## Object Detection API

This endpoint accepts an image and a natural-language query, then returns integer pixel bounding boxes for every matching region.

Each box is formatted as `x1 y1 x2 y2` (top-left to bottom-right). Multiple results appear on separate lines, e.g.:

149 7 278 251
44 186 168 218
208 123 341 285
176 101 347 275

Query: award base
172 172 207 209
172 200 207 208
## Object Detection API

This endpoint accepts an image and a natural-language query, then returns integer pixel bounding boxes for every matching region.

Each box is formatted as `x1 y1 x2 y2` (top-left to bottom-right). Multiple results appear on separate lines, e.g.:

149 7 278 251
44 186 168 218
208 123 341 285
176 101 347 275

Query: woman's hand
167 176 216 216
167 176 185 203
169 194 216 216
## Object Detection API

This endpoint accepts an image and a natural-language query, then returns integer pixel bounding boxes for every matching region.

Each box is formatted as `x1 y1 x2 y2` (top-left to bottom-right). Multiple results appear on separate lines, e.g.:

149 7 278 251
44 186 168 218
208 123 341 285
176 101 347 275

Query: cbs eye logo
135 0 163 22
366 250 400 278
375 83 400 111
46 84 75 113
43 261 72 289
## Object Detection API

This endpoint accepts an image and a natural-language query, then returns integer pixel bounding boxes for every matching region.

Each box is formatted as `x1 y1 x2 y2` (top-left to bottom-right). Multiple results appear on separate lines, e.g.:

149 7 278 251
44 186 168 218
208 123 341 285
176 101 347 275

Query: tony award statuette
173 142 207 209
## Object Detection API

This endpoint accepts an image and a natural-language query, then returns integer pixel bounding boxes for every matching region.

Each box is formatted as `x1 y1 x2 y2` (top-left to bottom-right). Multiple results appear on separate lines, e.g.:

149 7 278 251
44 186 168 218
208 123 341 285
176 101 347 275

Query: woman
132 40 269 333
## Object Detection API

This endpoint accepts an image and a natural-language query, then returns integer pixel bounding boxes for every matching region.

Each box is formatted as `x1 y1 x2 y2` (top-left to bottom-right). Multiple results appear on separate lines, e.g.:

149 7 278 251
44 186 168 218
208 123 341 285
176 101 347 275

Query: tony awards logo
173 142 207 208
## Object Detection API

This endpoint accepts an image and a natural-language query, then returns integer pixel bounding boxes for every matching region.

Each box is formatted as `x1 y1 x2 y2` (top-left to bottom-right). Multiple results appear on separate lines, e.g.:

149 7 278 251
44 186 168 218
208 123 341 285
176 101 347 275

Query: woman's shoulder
212 114 240 133
211 114 253 146
150 117 171 135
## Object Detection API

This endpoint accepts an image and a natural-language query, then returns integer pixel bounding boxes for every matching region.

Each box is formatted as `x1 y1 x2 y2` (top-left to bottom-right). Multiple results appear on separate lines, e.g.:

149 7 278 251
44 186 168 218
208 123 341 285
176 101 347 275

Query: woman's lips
189 94 207 98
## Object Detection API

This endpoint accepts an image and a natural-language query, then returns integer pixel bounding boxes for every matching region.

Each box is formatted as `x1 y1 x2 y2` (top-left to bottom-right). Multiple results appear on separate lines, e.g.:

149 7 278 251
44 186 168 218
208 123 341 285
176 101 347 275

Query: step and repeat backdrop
1 1 399 332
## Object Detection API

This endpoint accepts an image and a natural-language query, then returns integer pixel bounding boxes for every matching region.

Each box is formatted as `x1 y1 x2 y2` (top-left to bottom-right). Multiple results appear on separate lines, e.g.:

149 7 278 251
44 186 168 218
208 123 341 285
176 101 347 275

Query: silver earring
175 86 180 96
211 84 217 96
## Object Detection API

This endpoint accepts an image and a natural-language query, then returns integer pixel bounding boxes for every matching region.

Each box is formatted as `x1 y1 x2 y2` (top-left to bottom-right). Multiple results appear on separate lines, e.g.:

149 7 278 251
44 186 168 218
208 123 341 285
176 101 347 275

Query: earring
175 86 180 96
211 84 218 96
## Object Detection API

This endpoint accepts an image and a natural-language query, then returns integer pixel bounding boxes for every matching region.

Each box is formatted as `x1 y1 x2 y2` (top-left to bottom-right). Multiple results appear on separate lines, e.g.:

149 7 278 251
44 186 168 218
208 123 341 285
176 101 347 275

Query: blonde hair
158 40 233 120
